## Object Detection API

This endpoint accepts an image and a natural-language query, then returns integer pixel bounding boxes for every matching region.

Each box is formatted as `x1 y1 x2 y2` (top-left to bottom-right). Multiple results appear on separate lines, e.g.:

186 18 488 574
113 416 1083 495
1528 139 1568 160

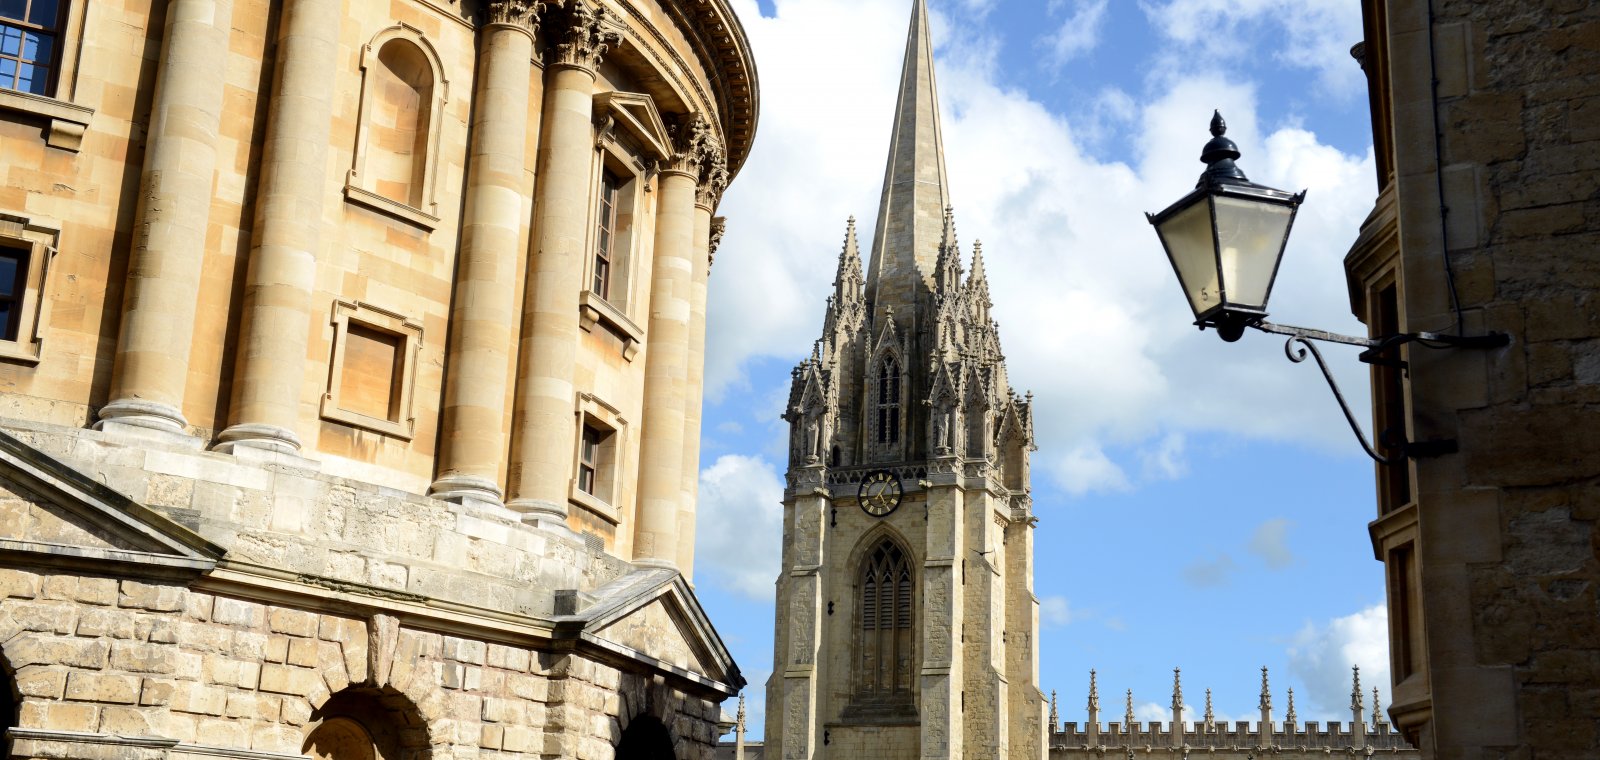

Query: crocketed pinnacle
866 0 952 317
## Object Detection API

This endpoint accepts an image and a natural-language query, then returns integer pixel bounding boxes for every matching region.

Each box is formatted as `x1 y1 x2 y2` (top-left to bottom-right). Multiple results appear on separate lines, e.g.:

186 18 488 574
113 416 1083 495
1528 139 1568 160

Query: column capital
548 1 620 73
482 0 543 37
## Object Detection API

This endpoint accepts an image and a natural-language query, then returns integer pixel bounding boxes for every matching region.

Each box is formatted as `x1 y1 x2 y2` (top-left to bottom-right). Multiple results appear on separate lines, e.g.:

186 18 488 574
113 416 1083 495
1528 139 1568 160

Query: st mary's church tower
764 1 1044 757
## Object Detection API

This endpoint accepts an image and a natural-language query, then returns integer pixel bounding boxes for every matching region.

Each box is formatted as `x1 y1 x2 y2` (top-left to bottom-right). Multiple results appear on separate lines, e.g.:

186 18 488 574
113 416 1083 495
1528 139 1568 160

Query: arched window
876 357 900 444
367 40 431 207
345 25 447 230
858 539 913 698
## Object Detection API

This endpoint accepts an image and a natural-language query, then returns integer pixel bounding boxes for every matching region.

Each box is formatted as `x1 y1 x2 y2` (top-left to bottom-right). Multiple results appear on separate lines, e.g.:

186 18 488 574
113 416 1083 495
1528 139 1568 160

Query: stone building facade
0 0 757 755
762 1 1043 758
1343 2 1600 758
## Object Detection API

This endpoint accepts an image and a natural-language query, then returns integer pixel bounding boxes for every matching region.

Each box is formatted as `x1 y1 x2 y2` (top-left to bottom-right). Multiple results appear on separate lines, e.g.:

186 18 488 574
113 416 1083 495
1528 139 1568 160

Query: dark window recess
578 424 602 496
0 0 61 96
858 540 913 697
0 244 28 342
1374 282 1410 509
593 171 619 300
876 357 900 444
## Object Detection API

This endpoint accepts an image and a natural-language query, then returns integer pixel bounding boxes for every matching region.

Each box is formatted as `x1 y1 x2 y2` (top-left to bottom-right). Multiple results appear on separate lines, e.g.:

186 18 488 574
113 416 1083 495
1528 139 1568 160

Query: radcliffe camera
0 1 1588 760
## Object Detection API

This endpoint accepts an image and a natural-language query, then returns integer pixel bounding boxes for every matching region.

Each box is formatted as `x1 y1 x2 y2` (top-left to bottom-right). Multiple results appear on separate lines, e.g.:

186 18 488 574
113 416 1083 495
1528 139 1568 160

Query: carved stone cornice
549 1 620 73
482 0 543 35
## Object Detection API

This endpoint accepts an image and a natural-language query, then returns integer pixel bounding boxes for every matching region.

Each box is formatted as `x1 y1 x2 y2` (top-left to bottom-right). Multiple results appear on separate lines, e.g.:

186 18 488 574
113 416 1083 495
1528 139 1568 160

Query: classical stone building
1342 2 1600 758
1045 668 1417 759
762 1 1043 758
0 0 756 755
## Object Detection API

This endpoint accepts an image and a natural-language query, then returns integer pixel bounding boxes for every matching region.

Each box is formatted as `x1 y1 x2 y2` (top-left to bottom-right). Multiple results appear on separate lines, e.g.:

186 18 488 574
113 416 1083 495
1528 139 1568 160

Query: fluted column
506 2 617 526
631 164 696 568
430 0 545 506
96 0 235 434
214 0 339 454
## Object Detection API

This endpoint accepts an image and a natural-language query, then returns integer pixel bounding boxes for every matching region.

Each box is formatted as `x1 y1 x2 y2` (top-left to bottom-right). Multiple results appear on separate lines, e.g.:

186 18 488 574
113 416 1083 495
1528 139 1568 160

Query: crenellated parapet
1048 668 1419 758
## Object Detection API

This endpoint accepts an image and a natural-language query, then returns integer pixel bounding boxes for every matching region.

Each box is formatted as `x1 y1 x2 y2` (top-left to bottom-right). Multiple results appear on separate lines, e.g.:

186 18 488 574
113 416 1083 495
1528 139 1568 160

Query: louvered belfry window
876 357 900 444
858 539 913 696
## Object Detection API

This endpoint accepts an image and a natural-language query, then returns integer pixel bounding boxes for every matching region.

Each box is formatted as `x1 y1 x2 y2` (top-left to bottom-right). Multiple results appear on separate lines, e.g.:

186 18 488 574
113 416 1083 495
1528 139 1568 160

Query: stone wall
0 570 725 760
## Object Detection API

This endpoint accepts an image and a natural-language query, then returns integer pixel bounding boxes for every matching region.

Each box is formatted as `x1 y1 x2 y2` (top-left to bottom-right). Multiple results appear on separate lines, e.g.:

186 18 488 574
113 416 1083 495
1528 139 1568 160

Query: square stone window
321 299 422 439
569 392 628 525
0 213 57 364
0 0 93 150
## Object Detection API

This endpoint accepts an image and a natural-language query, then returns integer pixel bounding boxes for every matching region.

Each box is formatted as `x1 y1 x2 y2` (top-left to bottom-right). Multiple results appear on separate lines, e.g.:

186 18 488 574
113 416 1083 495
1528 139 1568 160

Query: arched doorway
615 714 675 760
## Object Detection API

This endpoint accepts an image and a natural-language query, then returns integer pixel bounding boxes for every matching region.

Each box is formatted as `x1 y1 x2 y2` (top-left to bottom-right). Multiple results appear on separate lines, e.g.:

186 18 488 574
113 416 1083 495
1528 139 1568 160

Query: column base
631 557 679 572
213 422 304 456
506 498 577 539
95 398 188 434
428 474 505 508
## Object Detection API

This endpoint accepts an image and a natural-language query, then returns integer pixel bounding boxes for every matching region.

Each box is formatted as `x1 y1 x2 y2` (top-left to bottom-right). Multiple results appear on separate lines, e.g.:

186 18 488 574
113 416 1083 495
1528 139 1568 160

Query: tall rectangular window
1374 282 1411 510
578 424 602 496
0 244 28 342
1389 543 1419 680
0 0 61 96
593 170 620 300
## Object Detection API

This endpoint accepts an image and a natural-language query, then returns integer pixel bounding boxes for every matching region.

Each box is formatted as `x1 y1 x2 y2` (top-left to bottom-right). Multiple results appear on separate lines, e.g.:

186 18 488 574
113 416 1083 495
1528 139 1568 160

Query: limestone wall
0 570 724 760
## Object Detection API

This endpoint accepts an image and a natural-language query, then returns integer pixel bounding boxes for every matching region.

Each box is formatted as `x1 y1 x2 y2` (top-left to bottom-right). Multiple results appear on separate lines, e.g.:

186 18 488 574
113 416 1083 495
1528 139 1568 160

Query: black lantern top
1146 111 1306 341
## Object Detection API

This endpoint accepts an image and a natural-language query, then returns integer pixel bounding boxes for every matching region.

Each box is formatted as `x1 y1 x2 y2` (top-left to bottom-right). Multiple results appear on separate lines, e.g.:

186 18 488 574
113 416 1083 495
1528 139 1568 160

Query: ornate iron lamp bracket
1226 321 1511 464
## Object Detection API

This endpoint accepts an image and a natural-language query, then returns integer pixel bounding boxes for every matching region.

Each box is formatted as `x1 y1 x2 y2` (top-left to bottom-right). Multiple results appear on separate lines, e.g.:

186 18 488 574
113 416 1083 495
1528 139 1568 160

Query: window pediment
594 91 673 161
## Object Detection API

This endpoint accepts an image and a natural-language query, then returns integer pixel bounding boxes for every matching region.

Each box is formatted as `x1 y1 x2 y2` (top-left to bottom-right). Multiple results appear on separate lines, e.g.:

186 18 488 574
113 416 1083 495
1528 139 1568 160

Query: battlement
1050 720 1414 752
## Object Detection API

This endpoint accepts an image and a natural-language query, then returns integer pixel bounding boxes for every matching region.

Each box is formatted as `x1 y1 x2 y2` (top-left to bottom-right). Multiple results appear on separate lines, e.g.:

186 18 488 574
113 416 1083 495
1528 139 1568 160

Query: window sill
568 486 620 525
579 290 643 362
0 339 41 365
319 404 415 440
0 90 93 152
343 183 440 231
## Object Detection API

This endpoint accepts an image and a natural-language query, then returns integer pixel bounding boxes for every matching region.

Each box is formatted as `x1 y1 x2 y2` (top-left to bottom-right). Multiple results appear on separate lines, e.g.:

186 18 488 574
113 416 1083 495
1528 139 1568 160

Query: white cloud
1286 604 1391 717
1141 0 1366 98
1139 432 1188 480
1043 0 1111 66
1248 517 1295 569
1183 552 1237 587
711 0 1376 495
1055 444 1132 496
693 454 786 599
1040 595 1075 628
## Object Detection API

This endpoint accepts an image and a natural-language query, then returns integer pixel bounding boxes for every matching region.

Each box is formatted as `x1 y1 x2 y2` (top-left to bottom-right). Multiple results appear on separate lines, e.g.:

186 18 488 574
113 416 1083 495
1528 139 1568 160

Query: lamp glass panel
1156 199 1220 318
1214 195 1293 310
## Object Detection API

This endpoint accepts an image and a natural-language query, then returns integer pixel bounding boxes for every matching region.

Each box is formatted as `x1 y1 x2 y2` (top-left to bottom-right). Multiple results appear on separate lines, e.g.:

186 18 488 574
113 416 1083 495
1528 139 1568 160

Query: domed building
0 0 756 756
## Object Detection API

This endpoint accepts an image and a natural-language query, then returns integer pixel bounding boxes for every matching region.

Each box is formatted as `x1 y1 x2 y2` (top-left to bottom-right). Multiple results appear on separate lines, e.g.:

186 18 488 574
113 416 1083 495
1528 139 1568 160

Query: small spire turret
1203 688 1215 732
1049 690 1059 732
1351 665 1363 712
1286 687 1297 728
1258 666 1271 711
1124 689 1135 729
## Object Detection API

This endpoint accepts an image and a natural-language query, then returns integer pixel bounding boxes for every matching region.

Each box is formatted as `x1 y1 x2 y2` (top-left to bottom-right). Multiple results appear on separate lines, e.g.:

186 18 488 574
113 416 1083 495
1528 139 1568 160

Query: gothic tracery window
858 538 913 697
876 356 900 445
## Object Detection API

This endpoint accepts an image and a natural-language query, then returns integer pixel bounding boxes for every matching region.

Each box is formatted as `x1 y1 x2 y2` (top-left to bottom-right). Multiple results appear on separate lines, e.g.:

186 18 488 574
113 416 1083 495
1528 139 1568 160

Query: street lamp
1147 111 1510 463
1147 111 1304 342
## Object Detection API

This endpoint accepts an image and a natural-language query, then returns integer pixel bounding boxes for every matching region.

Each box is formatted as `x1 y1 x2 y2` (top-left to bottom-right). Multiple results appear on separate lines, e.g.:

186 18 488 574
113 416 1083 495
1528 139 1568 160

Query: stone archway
304 686 431 760
615 714 675 760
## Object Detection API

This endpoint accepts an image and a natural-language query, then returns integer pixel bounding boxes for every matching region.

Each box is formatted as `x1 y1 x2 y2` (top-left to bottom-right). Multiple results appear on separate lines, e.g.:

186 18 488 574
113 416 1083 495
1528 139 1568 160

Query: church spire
836 216 865 306
866 0 952 318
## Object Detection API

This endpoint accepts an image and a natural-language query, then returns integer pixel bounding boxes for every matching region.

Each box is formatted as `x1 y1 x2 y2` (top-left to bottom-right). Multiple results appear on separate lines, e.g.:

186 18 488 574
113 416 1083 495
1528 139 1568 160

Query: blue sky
697 0 1389 736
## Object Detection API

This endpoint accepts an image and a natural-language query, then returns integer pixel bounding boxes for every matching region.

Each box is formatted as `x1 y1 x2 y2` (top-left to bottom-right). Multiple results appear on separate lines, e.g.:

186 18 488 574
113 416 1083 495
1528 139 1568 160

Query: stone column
674 211 718 576
430 0 545 507
214 0 340 455
96 0 235 434
506 2 617 526
631 159 697 568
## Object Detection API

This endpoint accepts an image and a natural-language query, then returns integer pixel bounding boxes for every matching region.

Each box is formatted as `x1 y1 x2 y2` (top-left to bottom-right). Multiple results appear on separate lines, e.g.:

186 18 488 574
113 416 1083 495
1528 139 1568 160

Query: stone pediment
594 91 675 161
0 429 219 580
555 568 742 695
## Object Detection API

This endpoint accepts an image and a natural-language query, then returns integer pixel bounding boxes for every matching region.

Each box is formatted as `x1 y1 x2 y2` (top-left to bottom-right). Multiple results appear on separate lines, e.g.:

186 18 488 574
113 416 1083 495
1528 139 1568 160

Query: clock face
857 470 903 517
